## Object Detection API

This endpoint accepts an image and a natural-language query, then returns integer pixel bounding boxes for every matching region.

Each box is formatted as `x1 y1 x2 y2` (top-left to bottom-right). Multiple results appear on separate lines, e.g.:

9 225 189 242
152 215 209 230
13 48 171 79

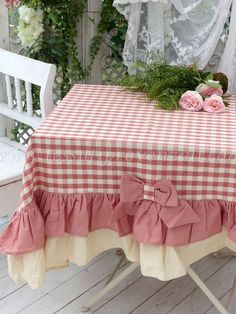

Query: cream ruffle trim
8 229 236 289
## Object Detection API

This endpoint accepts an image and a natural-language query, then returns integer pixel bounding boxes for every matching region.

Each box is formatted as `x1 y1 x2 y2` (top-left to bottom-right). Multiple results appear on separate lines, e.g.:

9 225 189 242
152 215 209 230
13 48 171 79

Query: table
0 84 236 313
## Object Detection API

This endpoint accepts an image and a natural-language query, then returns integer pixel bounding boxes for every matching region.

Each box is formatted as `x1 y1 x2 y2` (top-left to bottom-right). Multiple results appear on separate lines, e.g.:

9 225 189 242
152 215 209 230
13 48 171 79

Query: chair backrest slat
5 74 13 109
0 49 56 129
25 82 33 116
14 78 22 113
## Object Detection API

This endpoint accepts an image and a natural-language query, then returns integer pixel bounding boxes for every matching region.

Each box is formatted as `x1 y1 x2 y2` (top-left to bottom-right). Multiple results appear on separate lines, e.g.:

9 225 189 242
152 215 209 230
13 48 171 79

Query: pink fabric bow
119 175 178 207
112 175 200 245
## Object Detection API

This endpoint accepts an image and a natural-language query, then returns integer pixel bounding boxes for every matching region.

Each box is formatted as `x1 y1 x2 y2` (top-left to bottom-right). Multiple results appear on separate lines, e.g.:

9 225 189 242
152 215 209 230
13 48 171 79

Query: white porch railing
0 2 9 136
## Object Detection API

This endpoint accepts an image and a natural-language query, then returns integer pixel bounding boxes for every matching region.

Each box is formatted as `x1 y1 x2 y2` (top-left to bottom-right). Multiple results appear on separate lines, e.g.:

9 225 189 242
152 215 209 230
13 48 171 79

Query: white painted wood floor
0 250 236 314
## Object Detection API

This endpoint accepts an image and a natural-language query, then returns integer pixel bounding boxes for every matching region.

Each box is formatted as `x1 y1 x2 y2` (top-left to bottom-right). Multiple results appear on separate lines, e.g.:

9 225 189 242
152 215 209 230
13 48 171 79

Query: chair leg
187 266 229 314
80 262 139 312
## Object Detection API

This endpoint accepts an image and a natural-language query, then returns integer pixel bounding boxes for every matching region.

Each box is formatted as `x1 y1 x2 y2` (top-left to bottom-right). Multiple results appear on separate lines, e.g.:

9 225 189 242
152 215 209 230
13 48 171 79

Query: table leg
105 254 126 286
187 266 229 314
80 262 139 312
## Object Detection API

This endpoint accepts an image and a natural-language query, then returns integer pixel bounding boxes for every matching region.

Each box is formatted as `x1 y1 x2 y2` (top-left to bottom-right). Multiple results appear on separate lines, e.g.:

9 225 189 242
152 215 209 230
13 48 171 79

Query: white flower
17 6 44 47
18 6 36 24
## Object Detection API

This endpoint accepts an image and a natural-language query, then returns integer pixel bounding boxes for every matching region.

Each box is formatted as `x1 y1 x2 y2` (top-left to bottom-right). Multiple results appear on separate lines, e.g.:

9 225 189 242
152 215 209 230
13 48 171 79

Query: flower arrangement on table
121 55 229 113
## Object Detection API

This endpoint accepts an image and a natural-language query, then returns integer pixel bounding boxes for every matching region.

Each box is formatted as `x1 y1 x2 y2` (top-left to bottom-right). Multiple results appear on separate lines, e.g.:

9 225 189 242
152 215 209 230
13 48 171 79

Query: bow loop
119 175 144 203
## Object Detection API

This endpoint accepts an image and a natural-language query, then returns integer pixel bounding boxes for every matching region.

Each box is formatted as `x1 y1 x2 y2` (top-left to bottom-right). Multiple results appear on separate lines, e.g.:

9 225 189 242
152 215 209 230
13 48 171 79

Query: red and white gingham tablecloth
26 84 236 201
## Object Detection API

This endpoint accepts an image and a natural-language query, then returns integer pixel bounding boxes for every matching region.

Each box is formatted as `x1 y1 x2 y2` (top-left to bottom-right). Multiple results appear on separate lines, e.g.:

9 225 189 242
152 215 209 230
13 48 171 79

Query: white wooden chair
0 49 56 218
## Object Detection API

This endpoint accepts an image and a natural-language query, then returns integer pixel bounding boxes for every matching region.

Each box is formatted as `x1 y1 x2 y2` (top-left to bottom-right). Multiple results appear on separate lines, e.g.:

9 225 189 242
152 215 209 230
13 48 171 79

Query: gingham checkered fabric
22 84 236 204
143 184 156 201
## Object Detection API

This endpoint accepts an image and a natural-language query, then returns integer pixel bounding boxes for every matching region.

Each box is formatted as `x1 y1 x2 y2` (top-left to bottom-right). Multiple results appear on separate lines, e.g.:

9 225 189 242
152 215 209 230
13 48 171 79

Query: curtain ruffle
0 190 236 255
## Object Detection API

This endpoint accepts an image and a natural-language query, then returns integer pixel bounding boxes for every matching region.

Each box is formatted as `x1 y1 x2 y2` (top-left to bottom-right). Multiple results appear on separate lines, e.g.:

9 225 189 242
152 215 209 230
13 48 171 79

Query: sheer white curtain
113 0 236 92
219 0 236 92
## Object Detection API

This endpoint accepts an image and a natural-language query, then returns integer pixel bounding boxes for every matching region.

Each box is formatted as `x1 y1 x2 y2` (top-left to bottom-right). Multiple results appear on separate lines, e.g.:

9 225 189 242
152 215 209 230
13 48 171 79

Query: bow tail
159 200 200 229
133 203 165 244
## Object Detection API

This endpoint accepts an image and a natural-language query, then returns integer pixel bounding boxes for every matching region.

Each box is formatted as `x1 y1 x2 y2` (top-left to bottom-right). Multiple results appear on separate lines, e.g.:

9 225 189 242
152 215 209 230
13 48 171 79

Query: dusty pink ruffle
220 200 236 243
35 190 120 236
0 190 235 255
0 200 45 255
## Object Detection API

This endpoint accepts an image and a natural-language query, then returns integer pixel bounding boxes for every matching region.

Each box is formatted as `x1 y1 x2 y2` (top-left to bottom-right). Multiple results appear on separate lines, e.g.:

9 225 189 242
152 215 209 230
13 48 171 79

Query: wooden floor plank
93 274 169 314
0 251 111 314
16 294 66 314
49 252 126 304
167 257 236 314
111 255 232 314
56 264 141 314
0 286 45 314
0 256 8 279
16 251 124 314
42 250 110 293
206 283 236 314
0 253 6 260
0 255 7 269
0 275 26 301
206 291 231 314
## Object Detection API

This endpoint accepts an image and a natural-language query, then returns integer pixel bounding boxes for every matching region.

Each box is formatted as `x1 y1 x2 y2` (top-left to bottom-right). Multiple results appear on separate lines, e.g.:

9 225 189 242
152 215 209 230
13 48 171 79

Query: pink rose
179 91 204 112
196 83 223 97
203 95 225 113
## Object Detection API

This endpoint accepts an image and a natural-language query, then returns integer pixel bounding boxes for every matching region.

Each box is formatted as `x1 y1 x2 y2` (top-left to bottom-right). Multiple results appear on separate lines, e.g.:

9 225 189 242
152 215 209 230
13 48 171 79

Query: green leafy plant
121 55 228 111
19 0 87 98
89 0 127 67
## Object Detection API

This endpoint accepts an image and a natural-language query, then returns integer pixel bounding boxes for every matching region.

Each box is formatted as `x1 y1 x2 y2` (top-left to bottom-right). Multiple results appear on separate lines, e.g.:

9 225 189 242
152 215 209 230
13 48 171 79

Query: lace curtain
113 0 236 93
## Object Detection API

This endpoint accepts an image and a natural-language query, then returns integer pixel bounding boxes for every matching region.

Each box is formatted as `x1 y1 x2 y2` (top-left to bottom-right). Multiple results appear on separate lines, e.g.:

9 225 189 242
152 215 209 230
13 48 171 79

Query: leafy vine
19 0 88 98
89 0 127 67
